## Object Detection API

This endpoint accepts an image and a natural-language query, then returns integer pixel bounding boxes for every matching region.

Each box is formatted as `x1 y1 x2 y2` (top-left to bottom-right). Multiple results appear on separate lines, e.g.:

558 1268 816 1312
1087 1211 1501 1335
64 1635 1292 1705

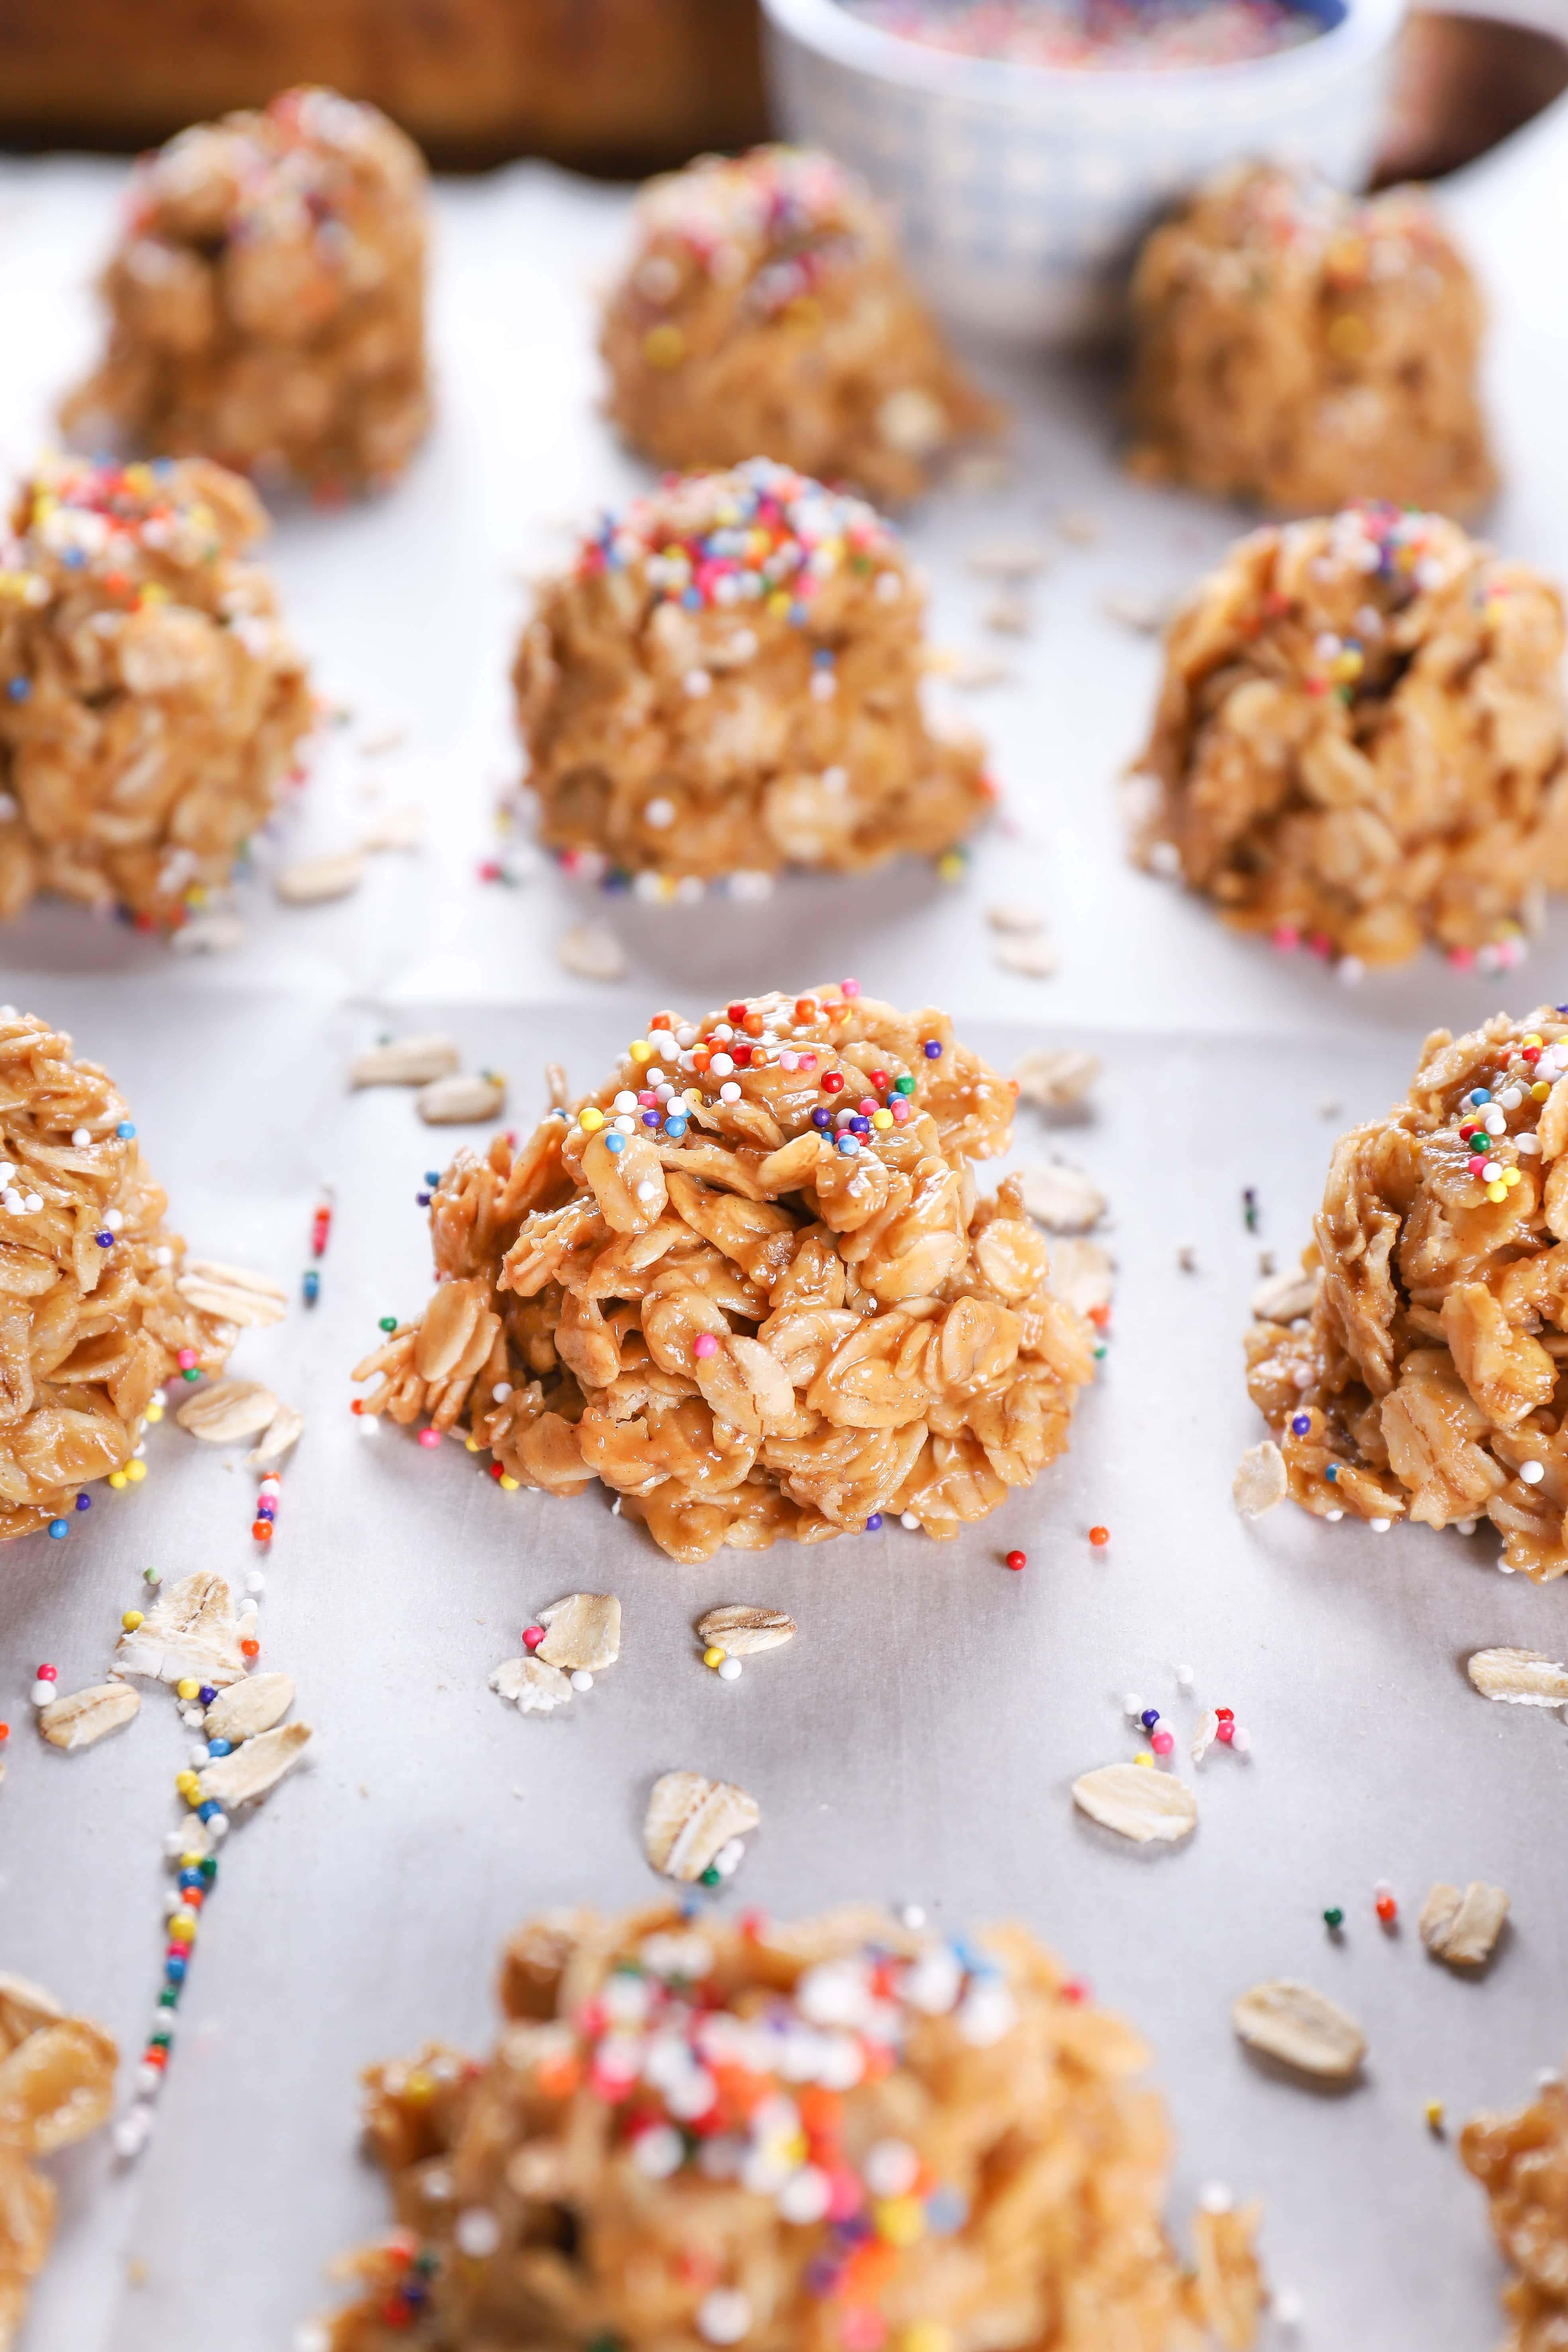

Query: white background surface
0 97 1565 2352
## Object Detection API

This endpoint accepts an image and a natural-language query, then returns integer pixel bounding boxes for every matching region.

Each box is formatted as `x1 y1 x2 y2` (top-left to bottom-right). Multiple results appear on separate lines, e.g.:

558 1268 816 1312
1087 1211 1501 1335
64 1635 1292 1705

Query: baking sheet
0 101 1565 2352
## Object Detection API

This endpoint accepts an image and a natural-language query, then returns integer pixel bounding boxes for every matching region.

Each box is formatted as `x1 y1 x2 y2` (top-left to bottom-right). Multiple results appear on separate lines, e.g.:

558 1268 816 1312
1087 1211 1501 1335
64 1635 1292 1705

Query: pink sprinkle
693 1333 719 1360
891 1100 910 1123
176 1348 197 1370
841 978 860 998
523 1625 545 1650
417 1427 441 1449
800 1053 817 1071
857 1097 878 1115
1306 931 1333 959
1271 924 1300 951
1449 945 1476 970
35 1663 56 1681
1151 1729 1174 1756
1216 1720 1235 1744
780 1051 799 1070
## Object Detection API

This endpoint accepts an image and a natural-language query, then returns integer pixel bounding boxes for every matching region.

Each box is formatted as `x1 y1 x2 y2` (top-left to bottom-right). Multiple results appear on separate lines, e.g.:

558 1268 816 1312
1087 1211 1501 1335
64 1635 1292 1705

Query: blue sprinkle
788 600 807 625
604 1131 626 1155
641 1111 661 1128
178 1870 204 1891
923 1041 942 1059
1468 1089 1490 1106
811 1107 832 1129
415 1192 430 1207
926 2187 968 2234
197 1686 217 1705
47 1517 68 1538
196 1800 222 1824
1325 1463 1338 1481
302 1268 320 1305
681 587 701 611
164 1957 187 1983
63 547 84 569
836 1134 859 1155
663 1118 686 1138
95 1231 114 1248
206 1739 231 1759
425 1171 440 1186
74 1492 90 1510
849 1116 870 1135
812 648 834 668
864 1512 883 1532
1140 1708 1160 1731
1290 1412 1310 1435
6 678 28 702
116 1121 135 1139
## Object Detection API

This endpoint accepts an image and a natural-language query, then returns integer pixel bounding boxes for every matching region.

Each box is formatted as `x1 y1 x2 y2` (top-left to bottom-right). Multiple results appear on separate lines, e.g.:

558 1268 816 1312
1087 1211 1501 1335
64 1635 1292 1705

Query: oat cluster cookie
317 1905 1262 2352
63 86 429 495
1461 2069 1568 2350
352 985 1095 1563
515 462 991 890
601 145 995 507
0 1013 239 1541
1247 1009 1568 1578
1129 164 1494 517
0 453 312 928
1131 503 1568 968
0 1974 116 2343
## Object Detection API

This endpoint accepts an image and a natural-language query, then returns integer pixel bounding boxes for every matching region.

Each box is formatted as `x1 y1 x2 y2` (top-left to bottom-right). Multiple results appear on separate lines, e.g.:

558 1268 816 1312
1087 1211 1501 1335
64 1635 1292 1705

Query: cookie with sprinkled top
1130 502 1568 968
352 984 1096 1562
514 461 993 890
0 453 312 931
1128 163 1494 517
310 1904 1264 2350
61 86 429 496
1460 2064 1568 2346
1247 1007 1568 1577
0 1011 243 1543
601 145 999 506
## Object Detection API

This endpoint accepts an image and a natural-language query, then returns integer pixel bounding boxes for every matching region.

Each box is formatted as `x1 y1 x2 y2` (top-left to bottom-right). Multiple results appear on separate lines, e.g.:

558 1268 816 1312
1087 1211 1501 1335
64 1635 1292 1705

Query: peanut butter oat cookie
1129 165 1494 517
1461 2068 1568 2350
514 461 992 889
313 1906 1260 2351
352 985 1094 1562
1130 504 1568 967
602 146 996 506
1245 1009 1568 1577
63 86 429 495
0 453 312 929
0 1012 240 1541
0 1974 116 2346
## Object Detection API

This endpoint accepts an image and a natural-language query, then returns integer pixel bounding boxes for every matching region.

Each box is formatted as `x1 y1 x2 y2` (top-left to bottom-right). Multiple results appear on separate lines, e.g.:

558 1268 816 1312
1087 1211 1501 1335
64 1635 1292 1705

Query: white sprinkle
683 668 712 698
454 2206 502 2258
1499 1087 1524 1109
777 2164 832 2223
1231 1726 1252 1755
900 1511 920 1529
1122 1692 1144 1718
809 670 836 701
899 1903 926 1929
1198 2181 1234 2214
1292 1366 1313 1388
632 2123 685 2178
113 2108 153 2159
709 1053 735 1077
696 2288 752 2345
1174 1664 1194 1692
154 1245 172 1266
30 1682 53 1708
719 1082 741 1103
1337 956 1365 987
1324 1507 1344 1521
712 1837 745 1877
71 1128 90 1147
1275 2288 1305 2329
24 1194 41 1215
1456 1518 1477 1535
1370 1517 1392 1533
1148 840 1182 878
874 571 902 602
614 1090 638 1112
864 2138 920 2197
635 1180 660 1203
717 1656 742 1682
245 1571 267 1595
104 1207 124 1230
570 1670 594 1692
1521 1460 1546 1485
1484 1108 1507 1135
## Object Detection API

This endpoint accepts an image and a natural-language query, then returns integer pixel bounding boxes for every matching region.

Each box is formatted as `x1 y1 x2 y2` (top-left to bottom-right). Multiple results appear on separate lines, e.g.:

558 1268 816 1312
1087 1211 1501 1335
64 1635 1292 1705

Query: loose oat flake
695 1605 796 1655
643 1771 760 1882
417 1073 506 1125
114 1570 248 1687
1013 1047 1100 1111
1420 1880 1509 1968
1467 1647 1568 1705
174 1259 289 1329
175 1378 279 1444
1020 1161 1106 1232
349 1035 461 1088
195 1720 310 1807
1231 1981 1365 2080
1045 1237 1114 1318
557 923 628 984
1249 1266 1317 1323
247 1400 304 1470
37 1682 140 1752
995 935 1058 979
274 849 366 904
1071 1763 1198 1845
490 1656 573 1714
537 1593 621 1673
1233 1440 1288 1518
202 1672 295 1744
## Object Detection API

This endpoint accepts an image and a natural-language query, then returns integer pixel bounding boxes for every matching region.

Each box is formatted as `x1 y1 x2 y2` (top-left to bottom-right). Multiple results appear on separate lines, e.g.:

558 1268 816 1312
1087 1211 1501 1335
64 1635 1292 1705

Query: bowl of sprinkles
760 0 1407 342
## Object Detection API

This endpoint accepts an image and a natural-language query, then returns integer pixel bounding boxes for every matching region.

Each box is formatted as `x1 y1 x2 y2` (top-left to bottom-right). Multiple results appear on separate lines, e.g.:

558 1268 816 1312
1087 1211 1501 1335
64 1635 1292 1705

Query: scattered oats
643 1770 760 1882
38 1682 140 1751
1232 1982 1365 2080
203 1673 294 1744
1419 1881 1509 1968
169 911 244 955
1045 1236 1114 1317
966 537 1051 580
934 649 1012 689
877 385 948 456
1178 1245 1199 1274
1019 1161 1105 1232
114 1570 248 1687
1071 1763 1198 1845
1147 840 1182 878
1055 509 1100 545
490 1656 573 1714
983 594 1030 635
1233 1441 1288 1518
950 452 1013 494
1319 1098 1341 1119
1013 1046 1099 1111
1101 587 1170 633
995 935 1057 978
695 1605 796 1656
417 1072 506 1125
196 1721 311 1807
175 1379 279 1444
274 850 366 904
174 1260 288 1329
1191 1708 1220 1764
536 1593 621 1673
1251 1267 1317 1322
247 1401 304 1471
986 902 1045 936
349 1035 460 1088
557 922 627 983
1467 1647 1568 1706
359 805 423 852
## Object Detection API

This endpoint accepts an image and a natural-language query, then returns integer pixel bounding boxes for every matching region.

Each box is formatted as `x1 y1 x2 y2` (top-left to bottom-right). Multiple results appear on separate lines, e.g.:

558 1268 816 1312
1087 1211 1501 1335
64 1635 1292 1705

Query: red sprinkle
523 1625 546 1651
1376 1894 1397 1925
417 1428 442 1449
726 1001 747 1023
1004 1549 1026 1572
240 1638 260 1659
1088 1526 1109 1547
821 1071 844 1094
35 1664 56 1682
250 1520 272 1542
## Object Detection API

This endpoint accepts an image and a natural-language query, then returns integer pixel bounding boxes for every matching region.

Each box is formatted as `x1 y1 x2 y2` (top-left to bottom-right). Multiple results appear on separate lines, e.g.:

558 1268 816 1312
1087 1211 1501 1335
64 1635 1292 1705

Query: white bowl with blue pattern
761 0 1408 343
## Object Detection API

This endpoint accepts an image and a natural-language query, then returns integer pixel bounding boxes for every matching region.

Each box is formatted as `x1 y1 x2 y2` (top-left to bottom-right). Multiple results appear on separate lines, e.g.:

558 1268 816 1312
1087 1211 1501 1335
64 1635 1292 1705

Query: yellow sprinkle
499 1474 519 1492
138 581 170 605
168 1912 196 1940
179 1851 204 1871
108 1470 127 1490
902 2327 953 2352
766 590 791 617
121 1609 143 1631
643 323 685 368
936 851 966 882
784 295 823 332
872 1108 893 1130
465 1437 480 1452
874 2197 925 2247
1425 2099 1446 2133
1533 1082 1551 1100
1327 312 1372 359
174 1772 200 1797
1503 1167 1521 1188
176 1680 199 1701
628 1041 653 1064
404 2070 434 2103
145 1399 164 1422
1525 1033 1543 1048
1486 1180 1507 1203
1133 1752 1154 1768
578 1107 605 1133
126 1458 147 1483
703 1646 726 1670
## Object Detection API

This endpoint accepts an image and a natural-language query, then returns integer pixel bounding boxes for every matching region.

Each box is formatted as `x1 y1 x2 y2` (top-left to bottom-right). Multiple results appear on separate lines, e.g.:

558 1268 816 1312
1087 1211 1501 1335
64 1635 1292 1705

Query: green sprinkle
378 1315 398 1333
1323 1907 1344 1930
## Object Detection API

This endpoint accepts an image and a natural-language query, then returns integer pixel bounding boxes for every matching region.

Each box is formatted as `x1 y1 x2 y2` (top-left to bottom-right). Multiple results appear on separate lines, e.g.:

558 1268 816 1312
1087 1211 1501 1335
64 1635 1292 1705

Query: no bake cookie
352 985 1095 1562
0 1012 241 1541
1129 163 1494 517
63 86 430 495
0 453 312 929
1129 502 1568 967
514 462 991 888
1247 1008 1568 1578
315 1905 1261 2350
0 1973 116 2345
602 145 996 506
1462 2067 1568 2351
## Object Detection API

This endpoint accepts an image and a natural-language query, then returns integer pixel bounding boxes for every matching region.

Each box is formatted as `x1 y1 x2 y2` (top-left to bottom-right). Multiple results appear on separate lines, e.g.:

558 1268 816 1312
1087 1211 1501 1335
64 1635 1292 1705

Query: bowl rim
760 0 1407 100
